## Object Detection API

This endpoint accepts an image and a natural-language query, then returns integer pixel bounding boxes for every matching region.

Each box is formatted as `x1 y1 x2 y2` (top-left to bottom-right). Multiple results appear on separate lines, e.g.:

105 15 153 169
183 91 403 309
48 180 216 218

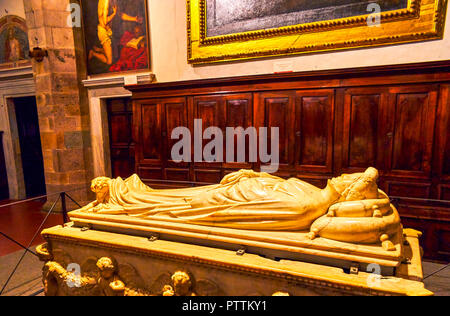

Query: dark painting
206 0 409 37
82 0 150 76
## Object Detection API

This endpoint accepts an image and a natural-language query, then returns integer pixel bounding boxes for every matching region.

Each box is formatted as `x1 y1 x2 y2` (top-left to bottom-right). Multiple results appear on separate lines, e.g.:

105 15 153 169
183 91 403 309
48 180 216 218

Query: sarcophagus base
37 224 432 296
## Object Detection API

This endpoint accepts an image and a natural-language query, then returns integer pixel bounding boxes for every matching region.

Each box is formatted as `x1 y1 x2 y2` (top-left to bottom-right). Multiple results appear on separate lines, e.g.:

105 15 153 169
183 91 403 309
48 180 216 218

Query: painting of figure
81 0 150 76
0 16 30 68
206 0 409 37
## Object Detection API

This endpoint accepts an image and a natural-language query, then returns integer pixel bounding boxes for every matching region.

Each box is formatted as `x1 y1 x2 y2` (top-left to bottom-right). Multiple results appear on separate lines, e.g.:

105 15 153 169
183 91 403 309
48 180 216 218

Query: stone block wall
23 0 93 209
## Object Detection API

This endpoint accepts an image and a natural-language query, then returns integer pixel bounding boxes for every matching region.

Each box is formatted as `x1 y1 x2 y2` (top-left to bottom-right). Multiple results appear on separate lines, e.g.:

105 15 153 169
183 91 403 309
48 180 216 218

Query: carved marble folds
73 168 401 250
38 168 432 296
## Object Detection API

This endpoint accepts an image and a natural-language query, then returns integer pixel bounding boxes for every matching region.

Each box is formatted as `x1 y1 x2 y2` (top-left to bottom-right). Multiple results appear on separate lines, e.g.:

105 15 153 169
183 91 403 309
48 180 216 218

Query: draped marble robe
86 171 341 231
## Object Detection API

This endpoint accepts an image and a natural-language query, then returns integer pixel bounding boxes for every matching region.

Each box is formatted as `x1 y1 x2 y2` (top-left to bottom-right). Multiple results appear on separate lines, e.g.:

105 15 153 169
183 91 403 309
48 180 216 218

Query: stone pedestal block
37 225 432 296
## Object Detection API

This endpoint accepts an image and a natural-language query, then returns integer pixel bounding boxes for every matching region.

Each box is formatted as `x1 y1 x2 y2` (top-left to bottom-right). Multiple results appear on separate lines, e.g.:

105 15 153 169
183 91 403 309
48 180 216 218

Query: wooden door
162 98 190 182
135 97 188 182
435 84 450 200
383 85 438 198
222 93 254 172
135 99 164 180
192 95 225 183
294 90 334 175
192 93 254 182
340 87 390 174
107 98 135 179
254 91 295 176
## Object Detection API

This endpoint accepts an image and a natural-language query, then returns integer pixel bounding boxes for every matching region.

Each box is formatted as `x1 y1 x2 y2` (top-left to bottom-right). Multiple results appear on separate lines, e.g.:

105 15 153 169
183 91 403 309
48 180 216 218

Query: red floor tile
0 199 63 257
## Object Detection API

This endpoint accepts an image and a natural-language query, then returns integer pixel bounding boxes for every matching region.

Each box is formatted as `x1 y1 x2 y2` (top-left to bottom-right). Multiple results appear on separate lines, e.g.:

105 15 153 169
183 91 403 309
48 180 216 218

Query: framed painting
187 0 448 64
81 0 151 76
0 15 31 70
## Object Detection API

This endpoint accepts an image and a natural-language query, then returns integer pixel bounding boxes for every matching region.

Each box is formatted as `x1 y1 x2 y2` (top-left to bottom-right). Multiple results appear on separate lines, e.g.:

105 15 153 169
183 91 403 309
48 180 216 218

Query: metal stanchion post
60 192 69 224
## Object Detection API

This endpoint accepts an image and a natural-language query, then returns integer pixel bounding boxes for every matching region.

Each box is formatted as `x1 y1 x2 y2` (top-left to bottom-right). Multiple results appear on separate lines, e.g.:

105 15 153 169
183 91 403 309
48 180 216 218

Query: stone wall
23 0 93 208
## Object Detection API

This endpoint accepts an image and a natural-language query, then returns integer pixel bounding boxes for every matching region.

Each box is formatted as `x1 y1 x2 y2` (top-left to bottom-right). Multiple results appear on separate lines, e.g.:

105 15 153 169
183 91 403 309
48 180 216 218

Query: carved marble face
330 167 379 201
91 177 111 192
172 271 192 295
97 257 116 279
91 177 111 202
96 186 110 203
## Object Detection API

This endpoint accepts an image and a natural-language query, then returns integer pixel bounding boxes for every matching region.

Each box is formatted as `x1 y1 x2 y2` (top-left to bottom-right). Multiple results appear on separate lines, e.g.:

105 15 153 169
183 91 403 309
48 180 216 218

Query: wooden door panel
297 174 329 189
438 184 450 201
340 88 389 174
138 166 164 180
435 225 450 259
348 95 379 167
194 169 223 184
110 115 132 145
386 181 432 199
194 96 225 167
435 85 450 181
164 98 188 166
141 102 163 163
107 98 135 178
295 90 334 173
443 115 450 176
392 93 429 172
388 87 438 178
255 92 295 171
165 168 191 182
223 93 253 169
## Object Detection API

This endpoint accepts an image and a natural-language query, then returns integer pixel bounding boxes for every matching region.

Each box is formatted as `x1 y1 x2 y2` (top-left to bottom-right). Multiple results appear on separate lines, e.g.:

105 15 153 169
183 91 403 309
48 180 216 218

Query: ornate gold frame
187 0 448 64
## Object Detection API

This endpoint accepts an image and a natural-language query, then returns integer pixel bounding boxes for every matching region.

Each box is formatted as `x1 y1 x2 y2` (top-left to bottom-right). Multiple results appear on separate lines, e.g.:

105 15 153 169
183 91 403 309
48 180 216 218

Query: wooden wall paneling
139 100 164 165
434 84 450 200
193 95 225 183
400 216 435 260
133 98 141 171
187 96 195 183
136 97 189 182
254 91 296 176
222 93 254 171
386 181 432 199
438 184 450 201
129 61 450 261
434 222 450 260
162 97 190 181
382 85 439 198
340 87 390 175
333 88 345 176
387 85 438 179
294 90 334 174
395 197 450 261
128 61 450 100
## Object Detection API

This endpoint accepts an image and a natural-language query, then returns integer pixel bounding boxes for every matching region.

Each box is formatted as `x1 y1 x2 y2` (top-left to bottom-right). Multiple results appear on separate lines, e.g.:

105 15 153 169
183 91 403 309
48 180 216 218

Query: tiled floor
423 261 450 296
0 199 62 257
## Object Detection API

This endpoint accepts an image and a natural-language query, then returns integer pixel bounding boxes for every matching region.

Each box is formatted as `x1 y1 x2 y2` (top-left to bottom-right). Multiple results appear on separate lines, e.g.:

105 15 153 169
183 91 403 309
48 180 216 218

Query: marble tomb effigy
37 168 432 296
